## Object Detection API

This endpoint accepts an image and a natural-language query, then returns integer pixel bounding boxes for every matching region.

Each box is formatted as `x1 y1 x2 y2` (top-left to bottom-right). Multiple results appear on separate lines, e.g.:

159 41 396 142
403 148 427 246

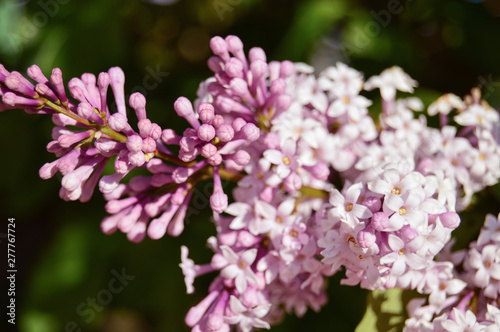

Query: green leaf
355 288 406 332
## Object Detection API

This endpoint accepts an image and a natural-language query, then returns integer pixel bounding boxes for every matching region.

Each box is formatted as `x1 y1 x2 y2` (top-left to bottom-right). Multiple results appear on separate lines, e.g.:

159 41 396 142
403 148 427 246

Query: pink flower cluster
404 213 500 331
1 35 500 331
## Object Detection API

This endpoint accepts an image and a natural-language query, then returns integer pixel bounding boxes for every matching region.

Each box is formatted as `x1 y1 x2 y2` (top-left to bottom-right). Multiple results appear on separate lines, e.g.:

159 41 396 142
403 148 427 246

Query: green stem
299 186 329 199
44 99 91 126
44 99 127 143
99 125 127 143
218 168 244 182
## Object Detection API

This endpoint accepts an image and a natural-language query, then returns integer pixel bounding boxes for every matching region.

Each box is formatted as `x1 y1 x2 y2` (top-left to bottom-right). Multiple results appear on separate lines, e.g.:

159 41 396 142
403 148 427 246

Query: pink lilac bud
108 113 129 132
212 114 225 129
108 67 127 117
232 118 246 132
230 78 253 102
210 191 228 214
280 60 295 78
150 123 162 140
81 74 99 106
250 60 268 79
61 164 95 191
217 124 234 142
371 212 390 231
148 209 174 240
118 205 142 233
228 150 250 166
58 130 91 148
215 96 253 115
143 194 171 217
416 158 434 174
27 65 49 84
39 160 59 179
259 186 275 202
239 123 260 141
142 137 156 153
208 153 222 166
129 92 147 120
167 193 191 237
151 173 174 187
249 47 266 62
268 61 281 81
306 163 330 180
238 231 261 247
185 290 221 327
198 124 216 141
439 212 461 228
81 73 96 88
263 132 280 149
5 72 37 98
225 58 244 78
68 78 89 103
126 134 143 152
274 94 292 112
207 313 224 331
2 92 42 108
161 129 181 144
210 167 228 213
52 113 78 127
0 64 9 81
127 221 147 243
207 56 224 73
105 196 140 214
180 136 197 152
97 72 110 115
138 119 153 138
284 172 302 192
226 35 244 55
35 83 58 101
270 79 286 96
77 102 101 123
128 151 146 167
201 143 217 158
198 103 215 124
114 152 130 174
128 176 152 192
57 148 82 175
398 225 419 242
99 173 126 194
174 97 200 129
173 167 194 184
357 227 376 248
50 68 68 104
363 196 382 213
210 36 230 61
80 161 106 203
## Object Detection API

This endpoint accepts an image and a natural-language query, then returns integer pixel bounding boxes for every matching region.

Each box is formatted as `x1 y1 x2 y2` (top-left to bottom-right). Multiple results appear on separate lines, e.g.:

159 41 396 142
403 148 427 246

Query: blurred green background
1 0 500 331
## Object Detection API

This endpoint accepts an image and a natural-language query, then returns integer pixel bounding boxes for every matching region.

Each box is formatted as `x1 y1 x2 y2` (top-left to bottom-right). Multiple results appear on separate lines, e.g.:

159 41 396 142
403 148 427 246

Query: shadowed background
1 0 500 331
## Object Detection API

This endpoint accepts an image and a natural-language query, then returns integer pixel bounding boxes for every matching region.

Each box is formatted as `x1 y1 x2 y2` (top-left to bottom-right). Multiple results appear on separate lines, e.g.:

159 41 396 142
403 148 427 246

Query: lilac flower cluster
1 35 500 331
404 213 500 331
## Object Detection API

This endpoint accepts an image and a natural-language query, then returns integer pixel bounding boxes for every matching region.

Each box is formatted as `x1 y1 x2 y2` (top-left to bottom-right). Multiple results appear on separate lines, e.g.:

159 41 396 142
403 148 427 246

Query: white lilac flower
364 66 418 101
224 295 271 332
428 93 465 117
